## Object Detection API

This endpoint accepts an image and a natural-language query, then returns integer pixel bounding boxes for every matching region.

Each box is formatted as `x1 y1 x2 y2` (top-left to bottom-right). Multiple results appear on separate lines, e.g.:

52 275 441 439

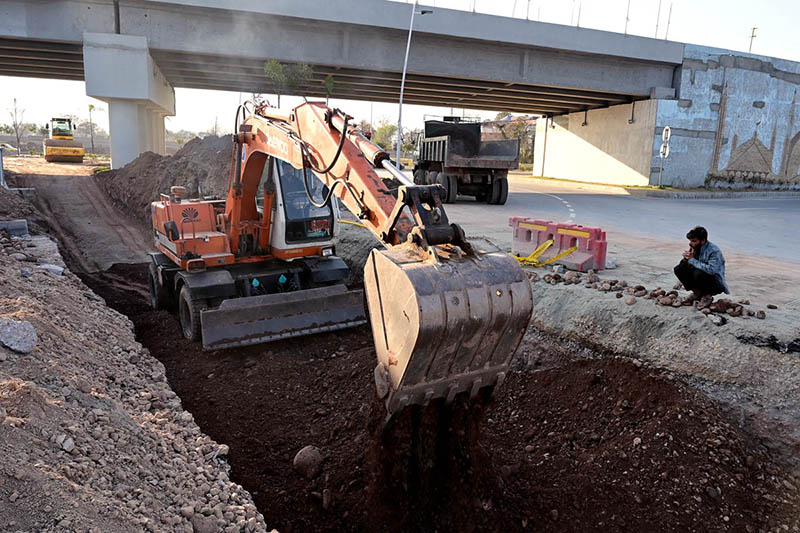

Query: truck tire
447 175 458 203
425 170 438 185
179 285 207 342
413 169 425 185
148 263 171 310
488 177 509 205
436 172 451 203
495 176 509 205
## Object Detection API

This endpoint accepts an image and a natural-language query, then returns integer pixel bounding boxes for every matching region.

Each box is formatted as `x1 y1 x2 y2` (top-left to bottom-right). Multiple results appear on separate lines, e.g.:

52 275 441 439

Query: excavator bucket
200 285 367 350
365 238 533 416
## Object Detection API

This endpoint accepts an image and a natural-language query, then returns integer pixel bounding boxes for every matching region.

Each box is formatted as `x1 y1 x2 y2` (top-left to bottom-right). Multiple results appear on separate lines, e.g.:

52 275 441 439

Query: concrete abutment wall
534 100 658 186
535 45 800 189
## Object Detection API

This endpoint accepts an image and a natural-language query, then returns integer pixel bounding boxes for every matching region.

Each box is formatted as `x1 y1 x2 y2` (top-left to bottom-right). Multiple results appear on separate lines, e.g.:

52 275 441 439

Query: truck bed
419 136 519 170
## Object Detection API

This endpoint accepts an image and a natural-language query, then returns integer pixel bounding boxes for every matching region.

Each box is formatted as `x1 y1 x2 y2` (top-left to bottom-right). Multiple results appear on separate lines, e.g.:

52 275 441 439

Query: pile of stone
527 266 771 321
0 239 269 532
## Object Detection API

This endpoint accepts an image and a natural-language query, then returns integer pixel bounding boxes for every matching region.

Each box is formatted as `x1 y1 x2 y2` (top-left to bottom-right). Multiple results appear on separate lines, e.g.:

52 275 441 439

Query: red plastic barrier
509 216 607 272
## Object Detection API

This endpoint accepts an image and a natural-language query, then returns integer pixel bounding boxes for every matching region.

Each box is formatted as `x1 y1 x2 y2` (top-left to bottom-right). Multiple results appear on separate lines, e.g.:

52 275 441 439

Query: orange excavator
148 102 533 416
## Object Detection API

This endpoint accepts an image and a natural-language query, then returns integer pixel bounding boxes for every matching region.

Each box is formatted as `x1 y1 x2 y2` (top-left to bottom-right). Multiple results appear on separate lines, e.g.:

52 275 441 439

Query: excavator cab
269 159 334 244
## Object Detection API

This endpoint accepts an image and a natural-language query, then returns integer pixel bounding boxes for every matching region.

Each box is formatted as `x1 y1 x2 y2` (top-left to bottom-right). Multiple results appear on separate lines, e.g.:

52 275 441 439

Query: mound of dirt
82 262 798 533
0 242 267 532
95 136 233 226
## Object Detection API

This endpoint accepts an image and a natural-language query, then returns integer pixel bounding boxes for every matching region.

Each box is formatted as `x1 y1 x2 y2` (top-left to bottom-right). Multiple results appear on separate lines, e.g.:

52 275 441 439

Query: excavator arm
231 102 533 417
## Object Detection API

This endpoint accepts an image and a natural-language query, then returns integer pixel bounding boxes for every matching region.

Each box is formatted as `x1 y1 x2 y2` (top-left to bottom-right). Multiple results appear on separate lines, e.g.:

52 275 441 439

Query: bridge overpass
2 0 799 190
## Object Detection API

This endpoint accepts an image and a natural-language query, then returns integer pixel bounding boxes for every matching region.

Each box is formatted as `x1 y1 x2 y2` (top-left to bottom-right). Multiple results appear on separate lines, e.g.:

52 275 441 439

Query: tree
75 119 107 139
87 104 98 153
8 98 25 153
322 75 335 106
358 119 374 139
372 121 397 150
250 92 265 107
401 127 422 153
263 59 313 107
497 116 534 164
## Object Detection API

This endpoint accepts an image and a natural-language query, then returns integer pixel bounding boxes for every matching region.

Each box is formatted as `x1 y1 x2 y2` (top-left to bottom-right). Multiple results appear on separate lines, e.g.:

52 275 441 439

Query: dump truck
412 118 519 205
43 118 84 163
148 102 533 418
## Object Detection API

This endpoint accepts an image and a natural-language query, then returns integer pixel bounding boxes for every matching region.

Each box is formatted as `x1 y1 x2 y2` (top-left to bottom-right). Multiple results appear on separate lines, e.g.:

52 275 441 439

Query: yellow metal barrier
515 240 578 268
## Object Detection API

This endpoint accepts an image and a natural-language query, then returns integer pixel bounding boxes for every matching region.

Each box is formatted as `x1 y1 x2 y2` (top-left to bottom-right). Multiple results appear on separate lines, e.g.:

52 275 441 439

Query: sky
2 0 799 135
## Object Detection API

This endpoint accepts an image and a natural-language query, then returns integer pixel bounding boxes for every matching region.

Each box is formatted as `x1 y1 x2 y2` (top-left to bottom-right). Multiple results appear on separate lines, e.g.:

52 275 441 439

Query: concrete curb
624 188 800 200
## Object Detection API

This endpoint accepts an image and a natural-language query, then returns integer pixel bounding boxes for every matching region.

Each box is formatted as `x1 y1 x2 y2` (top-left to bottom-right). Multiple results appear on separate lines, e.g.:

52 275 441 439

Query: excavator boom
153 101 532 417
235 102 533 415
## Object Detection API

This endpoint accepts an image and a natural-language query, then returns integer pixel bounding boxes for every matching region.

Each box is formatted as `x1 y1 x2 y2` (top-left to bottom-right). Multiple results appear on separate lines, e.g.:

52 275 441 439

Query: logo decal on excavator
266 134 288 155
181 207 199 222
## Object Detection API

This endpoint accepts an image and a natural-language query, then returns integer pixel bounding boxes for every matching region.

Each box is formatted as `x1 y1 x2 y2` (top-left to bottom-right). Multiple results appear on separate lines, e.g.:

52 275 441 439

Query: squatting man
674 226 729 307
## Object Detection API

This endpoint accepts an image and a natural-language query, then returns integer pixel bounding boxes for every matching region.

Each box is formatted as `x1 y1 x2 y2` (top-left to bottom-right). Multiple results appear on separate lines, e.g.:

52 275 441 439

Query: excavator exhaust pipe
365 238 533 417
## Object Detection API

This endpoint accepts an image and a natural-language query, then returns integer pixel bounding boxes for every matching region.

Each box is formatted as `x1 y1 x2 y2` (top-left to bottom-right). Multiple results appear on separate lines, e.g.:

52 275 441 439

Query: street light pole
396 2 432 168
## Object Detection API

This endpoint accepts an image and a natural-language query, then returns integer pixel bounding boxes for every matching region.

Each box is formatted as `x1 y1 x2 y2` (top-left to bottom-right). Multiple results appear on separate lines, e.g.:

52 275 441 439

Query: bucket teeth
364 238 533 415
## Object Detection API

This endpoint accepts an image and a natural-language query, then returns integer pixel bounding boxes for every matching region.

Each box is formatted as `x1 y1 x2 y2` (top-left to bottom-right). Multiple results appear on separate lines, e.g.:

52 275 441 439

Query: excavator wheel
179 285 207 342
148 263 171 311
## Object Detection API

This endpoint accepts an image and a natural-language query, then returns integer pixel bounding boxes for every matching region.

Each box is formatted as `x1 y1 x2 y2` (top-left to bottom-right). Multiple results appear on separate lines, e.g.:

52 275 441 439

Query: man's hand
682 250 693 260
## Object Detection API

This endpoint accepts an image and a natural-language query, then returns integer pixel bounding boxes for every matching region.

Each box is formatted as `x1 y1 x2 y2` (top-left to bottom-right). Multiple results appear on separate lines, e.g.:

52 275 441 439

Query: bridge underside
0 37 640 115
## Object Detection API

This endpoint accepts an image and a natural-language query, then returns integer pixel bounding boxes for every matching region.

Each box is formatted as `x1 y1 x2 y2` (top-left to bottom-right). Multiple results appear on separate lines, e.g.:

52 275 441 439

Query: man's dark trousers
674 260 724 296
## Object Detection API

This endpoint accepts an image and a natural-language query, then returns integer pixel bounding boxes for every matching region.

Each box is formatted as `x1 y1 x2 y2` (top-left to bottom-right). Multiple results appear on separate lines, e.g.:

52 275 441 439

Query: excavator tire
179 285 207 342
148 263 171 311
436 172 452 203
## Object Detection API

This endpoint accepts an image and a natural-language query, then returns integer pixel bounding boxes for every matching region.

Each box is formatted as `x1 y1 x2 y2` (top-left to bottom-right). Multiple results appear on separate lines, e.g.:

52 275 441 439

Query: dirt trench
76 262 795 533
9 157 797 532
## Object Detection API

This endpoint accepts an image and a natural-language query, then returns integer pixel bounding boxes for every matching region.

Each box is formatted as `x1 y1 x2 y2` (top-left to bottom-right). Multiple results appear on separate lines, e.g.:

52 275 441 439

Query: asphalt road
445 175 800 263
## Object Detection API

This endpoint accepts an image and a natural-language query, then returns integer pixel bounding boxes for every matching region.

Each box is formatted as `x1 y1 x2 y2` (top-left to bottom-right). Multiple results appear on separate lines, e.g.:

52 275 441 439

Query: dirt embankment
96 136 233 228
0 235 267 531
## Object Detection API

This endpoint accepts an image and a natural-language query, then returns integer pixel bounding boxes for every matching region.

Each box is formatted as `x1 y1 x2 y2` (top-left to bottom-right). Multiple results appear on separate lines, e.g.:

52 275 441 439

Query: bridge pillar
82 33 175 169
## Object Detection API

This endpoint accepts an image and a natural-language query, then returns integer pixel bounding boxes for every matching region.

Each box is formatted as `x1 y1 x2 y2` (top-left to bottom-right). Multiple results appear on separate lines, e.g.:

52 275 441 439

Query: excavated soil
78 261 795 532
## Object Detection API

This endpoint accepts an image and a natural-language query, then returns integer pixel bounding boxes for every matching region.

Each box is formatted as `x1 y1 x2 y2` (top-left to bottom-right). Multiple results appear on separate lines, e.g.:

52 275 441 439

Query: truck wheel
179 285 207 342
436 172 451 203
488 177 509 205
148 263 171 310
447 175 459 203
425 170 438 185
496 177 509 205
487 181 499 204
413 169 425 185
